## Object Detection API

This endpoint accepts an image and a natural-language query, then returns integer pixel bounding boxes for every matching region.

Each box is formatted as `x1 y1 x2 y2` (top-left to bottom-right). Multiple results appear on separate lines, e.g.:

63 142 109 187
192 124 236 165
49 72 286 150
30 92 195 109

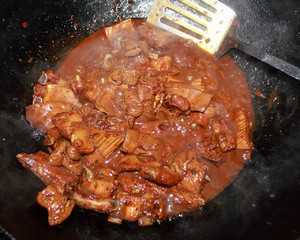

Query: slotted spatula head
147 0 238 58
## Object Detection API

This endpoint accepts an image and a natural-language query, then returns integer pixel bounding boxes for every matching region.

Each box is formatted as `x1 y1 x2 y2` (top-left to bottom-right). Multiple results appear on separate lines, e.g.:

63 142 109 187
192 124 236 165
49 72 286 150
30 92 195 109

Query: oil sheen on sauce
56 19 253 203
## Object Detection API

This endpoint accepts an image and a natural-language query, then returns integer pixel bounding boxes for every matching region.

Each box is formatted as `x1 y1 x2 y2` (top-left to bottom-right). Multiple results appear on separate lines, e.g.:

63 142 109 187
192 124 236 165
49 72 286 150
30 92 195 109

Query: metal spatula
147 0 300 80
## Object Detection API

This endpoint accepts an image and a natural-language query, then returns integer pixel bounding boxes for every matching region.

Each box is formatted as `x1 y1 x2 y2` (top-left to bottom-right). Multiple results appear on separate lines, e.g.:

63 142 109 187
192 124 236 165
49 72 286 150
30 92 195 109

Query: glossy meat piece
82 109 106 129
69 191 115 213
51 111 83 139
77 167 117 198
17 151 79 189
170 152 189 177
166 94 190 112
123 69 142 86
62 154 83 175
137 81 156 102
235 110 253 150
44 128 61 146
167 87 212 112
138 24 174 49
71 126 95 154
140 162 180 187
120 37 144 57
26 101 72 134
190 105 219 128
117 172 168 196
124 89 143 117
195 137 222 162
70 74 85 94
171 191 205 213
37 185 75 226
176 160 207 194
48 139 68 166
67 145 81 161
82 76 102 102
43 84 78 106
113 191 164 223
117 154 143 172
150 56 172 74
95 86 124 118
212 120 236 152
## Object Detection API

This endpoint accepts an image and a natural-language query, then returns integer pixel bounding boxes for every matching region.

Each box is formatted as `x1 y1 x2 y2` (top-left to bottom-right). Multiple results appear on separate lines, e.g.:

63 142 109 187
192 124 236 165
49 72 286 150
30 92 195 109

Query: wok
0 0 299 239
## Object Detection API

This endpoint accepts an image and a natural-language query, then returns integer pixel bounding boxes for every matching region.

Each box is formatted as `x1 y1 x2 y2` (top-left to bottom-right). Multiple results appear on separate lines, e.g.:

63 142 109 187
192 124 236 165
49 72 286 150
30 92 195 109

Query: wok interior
0 0 299 239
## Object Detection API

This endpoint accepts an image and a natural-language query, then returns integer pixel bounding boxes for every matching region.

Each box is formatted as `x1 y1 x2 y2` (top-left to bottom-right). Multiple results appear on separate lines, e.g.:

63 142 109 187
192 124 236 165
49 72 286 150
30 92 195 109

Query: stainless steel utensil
148 0 300 80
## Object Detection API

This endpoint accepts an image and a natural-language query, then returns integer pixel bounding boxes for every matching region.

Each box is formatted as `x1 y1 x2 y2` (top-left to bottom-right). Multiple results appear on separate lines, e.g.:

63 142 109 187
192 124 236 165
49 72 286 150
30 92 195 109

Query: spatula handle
237 42 300 80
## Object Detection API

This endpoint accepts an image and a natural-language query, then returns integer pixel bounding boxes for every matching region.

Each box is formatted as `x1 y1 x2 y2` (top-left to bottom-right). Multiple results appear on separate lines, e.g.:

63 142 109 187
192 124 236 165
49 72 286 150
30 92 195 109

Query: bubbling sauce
17 19 253 226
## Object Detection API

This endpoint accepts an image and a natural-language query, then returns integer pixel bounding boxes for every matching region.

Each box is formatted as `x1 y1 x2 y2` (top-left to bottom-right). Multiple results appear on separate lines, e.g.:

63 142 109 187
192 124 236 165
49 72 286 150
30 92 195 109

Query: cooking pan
0 0 299 239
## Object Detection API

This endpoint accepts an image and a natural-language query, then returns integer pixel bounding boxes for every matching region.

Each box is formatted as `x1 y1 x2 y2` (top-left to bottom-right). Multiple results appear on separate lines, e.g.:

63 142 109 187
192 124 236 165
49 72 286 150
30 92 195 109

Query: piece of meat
83 149 106 167
170 191 205 213
212 120 236 152
235 110 253 150
51 111 83 139
67 145 81 161
48 139 68 166
124 89 144 117
195 137 222 162
190 104 220 128
117 154 143 172
138 24 174 49
62 154 83 175
37 185 75 226
109 69 123 85
176 160 207 194
117 172 168 196
169 152 188 177
43 84 78 106
150 56 172 74
167 88 212 112
82 76 102 102
113 191 164 223
71 126 95 154
95 87 124 118
69 191 115 213
122 69 141 86
140 162 180 187
120 37 144 57
124 89 144 127
166 94 190 112
44 128 61 146
17 151 79 189
26 101 72 134
70 74 85 94
91 166 119 179
77 167 117 198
